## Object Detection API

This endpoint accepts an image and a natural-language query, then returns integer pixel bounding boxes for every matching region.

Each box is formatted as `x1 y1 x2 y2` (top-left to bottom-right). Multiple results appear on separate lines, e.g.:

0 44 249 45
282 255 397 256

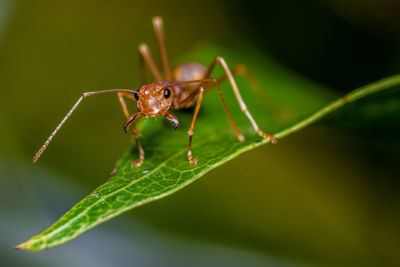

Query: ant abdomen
172 62 208 82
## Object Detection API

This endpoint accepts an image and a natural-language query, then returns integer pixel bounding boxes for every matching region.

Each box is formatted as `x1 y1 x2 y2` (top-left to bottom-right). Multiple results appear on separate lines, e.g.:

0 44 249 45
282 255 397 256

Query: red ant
33 16 277 167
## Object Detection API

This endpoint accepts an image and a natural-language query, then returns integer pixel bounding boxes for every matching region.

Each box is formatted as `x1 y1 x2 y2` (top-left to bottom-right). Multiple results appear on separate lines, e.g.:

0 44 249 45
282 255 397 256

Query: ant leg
211 79 245 142
187 87 205 164
166 78 244 143
152 16 172 80
216 64 267 99
138 43 162 82
118 92 144 167
32 89 139 163
206 57 277 143
138 48 147 84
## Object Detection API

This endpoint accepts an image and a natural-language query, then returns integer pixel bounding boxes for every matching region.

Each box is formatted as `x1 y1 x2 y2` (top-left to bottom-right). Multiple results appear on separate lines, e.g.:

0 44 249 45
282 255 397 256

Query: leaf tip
13 241 29 251
13 239 45 252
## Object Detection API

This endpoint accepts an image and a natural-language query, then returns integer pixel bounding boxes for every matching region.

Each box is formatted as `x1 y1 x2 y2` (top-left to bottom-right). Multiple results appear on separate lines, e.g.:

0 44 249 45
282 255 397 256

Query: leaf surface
16 43 400 251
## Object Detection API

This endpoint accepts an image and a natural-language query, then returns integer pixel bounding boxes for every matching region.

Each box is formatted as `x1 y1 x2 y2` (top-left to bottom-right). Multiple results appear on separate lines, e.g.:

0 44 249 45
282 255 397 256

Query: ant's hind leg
118 92 144 167
206 57 277 143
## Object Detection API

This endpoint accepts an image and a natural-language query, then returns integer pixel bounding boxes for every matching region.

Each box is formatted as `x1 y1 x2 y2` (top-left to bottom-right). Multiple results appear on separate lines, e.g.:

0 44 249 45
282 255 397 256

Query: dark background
1 0 399 266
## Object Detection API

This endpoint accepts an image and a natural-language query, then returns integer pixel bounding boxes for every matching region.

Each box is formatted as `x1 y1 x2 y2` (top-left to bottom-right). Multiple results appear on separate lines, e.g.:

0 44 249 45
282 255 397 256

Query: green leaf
15 43 400 251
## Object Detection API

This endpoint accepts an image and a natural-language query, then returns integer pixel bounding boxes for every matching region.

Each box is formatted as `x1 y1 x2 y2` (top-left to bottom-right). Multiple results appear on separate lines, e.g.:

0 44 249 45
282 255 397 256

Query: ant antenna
33 89 138 163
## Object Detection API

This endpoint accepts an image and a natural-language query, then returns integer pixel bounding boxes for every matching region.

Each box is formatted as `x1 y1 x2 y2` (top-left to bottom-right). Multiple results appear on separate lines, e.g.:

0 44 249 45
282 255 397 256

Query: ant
33 16 277 167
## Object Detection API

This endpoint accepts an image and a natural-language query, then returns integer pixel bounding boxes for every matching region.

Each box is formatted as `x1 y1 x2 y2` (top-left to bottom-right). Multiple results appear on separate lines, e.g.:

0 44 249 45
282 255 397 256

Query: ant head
136 82 174 117
123 82 179 131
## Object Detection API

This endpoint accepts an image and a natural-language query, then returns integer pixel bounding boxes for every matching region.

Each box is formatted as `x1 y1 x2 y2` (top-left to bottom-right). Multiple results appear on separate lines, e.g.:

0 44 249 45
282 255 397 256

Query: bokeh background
1 0 400 266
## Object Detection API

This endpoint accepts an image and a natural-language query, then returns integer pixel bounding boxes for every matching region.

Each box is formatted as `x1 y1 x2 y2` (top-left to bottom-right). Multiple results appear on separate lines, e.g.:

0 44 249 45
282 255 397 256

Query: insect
33 16 277 167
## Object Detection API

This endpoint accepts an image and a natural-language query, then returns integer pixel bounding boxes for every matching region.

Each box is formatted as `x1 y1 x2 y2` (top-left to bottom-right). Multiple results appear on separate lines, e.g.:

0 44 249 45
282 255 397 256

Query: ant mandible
33 16 277 167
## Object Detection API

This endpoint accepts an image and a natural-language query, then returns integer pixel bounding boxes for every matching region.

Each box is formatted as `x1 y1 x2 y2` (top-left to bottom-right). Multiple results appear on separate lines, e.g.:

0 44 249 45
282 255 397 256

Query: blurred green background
1 0 400 266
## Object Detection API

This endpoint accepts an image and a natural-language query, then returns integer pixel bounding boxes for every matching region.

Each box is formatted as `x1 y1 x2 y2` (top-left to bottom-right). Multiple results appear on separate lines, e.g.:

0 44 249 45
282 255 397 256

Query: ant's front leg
118 92 144 167
187 87 205 164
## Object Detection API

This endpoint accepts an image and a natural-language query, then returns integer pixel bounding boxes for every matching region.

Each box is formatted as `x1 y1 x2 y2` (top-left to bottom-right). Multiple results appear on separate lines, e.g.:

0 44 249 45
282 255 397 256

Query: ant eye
134 93 139 101
164 88 171 98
